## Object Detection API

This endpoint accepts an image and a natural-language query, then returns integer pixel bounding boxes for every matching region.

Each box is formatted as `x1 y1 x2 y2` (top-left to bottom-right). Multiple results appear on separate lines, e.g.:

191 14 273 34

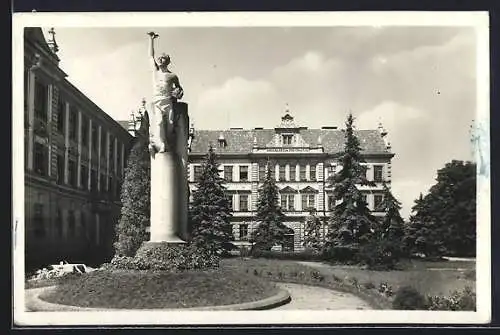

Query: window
108 176 114 197
225 193 233 210
279 165 286 181
374 165 383 182
259 164 266 182
55 208 63 238
80 212 86 237
33 203 45 238
281 194 295 211
68 159 77 187
361 194 368 206
81 115 89 147
57 97 65 134
239 224 248 240
224 166 233 182
301 194 315 211
374 194 384 211
90 169 98 193
109 136 115 171
80 165 88 190
100 133 107 158
68 210 75 237
239 194 248 212
289 165 296 181
69 106 78 141
193 166 202 182
239 165 248 182
117 144 122 176
328 165 336 178
56 153 64 184
34 79 48 121
33 142 48 176
299 165 307 181
309 164 316 181
283 134 293 145
91 124 98 152
100 173 106 193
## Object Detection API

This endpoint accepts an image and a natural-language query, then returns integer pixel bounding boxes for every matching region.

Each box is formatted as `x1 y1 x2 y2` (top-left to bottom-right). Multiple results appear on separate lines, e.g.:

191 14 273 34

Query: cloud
192 77 282 129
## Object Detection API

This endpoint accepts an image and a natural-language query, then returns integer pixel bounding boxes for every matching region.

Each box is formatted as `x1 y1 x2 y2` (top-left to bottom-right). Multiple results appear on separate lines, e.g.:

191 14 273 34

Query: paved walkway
273 283 372 310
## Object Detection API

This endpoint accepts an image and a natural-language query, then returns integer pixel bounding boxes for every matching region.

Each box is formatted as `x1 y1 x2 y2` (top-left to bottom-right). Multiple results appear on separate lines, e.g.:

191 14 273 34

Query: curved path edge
25 286 291 312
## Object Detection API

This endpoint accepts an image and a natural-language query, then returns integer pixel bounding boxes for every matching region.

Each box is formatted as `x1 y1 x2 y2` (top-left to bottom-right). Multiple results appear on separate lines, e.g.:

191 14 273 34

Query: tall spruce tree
189 146 233 255
302 210 324 253
325 113 376 261
360 182 407 268
113 113 151 257
251 161 289 251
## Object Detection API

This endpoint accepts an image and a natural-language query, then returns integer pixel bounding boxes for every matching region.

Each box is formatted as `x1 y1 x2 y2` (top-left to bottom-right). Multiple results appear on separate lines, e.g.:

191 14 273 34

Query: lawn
38 268 280 309
220 257 475 296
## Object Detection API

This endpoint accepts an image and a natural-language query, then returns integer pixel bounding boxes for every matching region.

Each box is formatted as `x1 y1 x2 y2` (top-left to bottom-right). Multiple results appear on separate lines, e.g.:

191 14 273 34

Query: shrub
426 287 476 311
363 282 376 290
250 249 324 261
109 243 220 272
392 286 427 310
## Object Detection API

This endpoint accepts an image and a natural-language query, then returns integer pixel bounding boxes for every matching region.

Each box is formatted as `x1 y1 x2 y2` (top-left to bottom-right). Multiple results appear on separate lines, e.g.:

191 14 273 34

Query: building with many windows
23 28 133 269
187 111 394 252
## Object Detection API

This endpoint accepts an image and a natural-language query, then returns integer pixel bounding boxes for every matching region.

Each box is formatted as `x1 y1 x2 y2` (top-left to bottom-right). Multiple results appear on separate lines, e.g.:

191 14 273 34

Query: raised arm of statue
147 31 159 71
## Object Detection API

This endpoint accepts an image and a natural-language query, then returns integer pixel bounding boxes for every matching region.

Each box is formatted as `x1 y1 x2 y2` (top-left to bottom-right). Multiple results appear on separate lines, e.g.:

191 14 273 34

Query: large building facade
187 112 394 252
23 28 133 269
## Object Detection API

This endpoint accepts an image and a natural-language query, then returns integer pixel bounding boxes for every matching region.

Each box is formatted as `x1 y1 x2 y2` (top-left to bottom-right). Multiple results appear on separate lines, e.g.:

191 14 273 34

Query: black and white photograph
12 11 491 326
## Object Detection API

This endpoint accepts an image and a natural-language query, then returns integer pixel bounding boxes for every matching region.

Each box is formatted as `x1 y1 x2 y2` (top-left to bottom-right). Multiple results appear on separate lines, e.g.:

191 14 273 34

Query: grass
38 268 279 309
297 258 476 296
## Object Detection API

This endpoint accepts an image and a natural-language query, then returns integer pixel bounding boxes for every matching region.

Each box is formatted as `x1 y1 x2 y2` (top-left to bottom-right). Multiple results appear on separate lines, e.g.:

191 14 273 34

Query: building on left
23 27 133 270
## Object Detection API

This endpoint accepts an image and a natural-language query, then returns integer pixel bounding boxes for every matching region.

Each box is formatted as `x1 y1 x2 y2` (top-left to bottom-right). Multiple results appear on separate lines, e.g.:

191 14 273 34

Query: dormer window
218 133 227 148
283 134 293 145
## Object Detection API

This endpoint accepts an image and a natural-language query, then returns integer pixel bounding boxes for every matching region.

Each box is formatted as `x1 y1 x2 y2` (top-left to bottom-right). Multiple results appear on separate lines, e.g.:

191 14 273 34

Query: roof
117 120 130 131
190 128 390 156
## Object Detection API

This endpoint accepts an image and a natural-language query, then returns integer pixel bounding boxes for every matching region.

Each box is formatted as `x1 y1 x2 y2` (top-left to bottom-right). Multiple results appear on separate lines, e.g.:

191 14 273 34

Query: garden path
273 282 372 310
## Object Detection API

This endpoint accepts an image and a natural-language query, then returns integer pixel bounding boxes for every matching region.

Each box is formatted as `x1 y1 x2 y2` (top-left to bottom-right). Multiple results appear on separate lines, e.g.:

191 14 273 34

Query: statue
147 31 184 154
146 32 190 243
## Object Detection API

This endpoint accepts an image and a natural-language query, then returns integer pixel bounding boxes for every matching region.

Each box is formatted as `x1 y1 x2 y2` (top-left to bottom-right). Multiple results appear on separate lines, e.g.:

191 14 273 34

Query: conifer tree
325 113 377 261
189 146 233 255
251 161 289 251
360 182 407 268
302 210 324 253
113 113 150 257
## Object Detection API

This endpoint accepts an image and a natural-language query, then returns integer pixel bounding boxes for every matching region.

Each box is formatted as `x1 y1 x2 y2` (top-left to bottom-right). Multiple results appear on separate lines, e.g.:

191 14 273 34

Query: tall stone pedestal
149 102 190 244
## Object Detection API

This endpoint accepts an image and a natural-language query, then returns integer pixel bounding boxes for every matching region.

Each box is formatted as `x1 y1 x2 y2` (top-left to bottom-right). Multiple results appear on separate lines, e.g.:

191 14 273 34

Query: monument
147 31 190 243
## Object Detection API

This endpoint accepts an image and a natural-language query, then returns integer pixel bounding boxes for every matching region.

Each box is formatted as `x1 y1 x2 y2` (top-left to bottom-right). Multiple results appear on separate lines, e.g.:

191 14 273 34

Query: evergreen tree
360 182 407 268
377 182 406 256
113 113 151 257
251 161 289 251
324 113 377 261
302 210 324 253
189 146 233 255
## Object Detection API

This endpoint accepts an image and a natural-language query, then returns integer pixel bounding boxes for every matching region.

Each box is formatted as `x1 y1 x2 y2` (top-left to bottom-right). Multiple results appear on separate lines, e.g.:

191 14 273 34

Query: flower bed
37 268 279 309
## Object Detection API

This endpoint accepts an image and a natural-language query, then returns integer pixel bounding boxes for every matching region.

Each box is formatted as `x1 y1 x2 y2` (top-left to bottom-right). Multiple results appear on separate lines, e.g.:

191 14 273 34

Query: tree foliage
189 146 233 255
302 210 324 253
251 162 290 251
404 160 476 257
113 115 151 257
360 182 406 269
324 113 377 261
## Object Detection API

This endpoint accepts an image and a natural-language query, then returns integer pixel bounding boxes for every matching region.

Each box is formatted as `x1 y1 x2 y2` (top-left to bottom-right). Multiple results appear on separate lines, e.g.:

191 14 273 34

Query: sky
43 25 478 219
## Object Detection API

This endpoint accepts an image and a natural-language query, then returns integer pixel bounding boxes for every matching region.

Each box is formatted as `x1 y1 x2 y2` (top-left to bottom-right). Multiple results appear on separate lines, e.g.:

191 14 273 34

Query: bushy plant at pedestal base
108 242 220 272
